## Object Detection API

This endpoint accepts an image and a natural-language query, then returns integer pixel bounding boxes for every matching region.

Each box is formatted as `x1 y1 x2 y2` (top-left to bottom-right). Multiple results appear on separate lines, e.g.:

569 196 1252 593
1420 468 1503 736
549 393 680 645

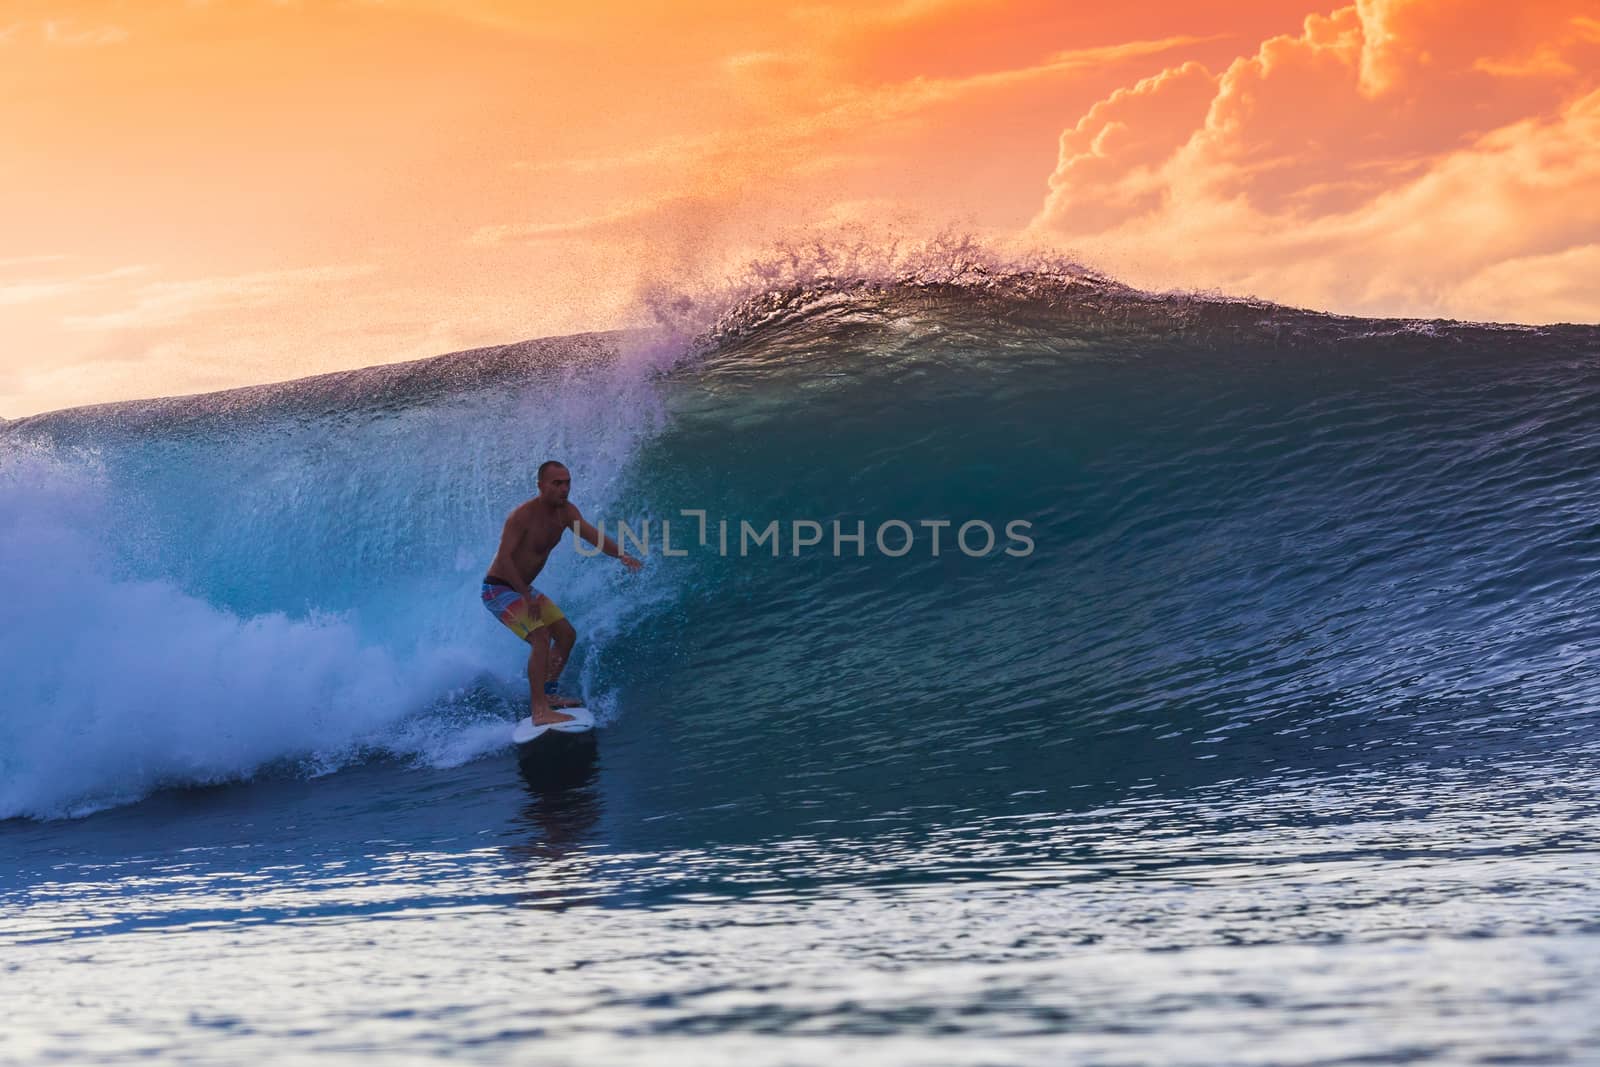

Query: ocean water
4 271 1600 1064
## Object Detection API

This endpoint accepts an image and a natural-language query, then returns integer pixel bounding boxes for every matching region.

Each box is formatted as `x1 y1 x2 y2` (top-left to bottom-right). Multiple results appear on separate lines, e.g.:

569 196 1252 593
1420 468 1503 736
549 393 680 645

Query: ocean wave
4 261 1598 818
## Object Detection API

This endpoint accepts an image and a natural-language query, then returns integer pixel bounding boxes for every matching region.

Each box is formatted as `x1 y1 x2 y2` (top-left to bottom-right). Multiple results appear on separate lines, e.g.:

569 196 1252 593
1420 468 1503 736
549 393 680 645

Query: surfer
483 460 643 725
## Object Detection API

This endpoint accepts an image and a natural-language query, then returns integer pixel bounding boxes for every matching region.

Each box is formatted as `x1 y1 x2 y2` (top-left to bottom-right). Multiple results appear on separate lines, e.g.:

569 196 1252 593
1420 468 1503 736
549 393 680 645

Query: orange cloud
60 264 381 331
1043 61 1217 231
1033 0 1600 322
0 18 129 46
0 265 153 308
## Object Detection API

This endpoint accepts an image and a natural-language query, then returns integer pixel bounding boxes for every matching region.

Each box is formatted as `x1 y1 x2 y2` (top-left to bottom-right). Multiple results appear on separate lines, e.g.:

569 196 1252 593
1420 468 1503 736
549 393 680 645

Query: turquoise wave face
599 287 1600 823
3 278 1598 819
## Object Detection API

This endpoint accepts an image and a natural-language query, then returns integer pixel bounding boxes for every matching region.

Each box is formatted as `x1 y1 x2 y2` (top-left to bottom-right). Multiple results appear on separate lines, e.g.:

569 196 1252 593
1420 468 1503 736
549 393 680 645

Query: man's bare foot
548 694 583 709
531 706 578 726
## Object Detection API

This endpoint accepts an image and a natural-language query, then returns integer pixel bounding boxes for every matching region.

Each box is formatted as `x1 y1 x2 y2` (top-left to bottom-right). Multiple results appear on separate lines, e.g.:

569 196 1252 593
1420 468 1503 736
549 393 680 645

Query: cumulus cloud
1032 0 1600 323
1042 61 1218 232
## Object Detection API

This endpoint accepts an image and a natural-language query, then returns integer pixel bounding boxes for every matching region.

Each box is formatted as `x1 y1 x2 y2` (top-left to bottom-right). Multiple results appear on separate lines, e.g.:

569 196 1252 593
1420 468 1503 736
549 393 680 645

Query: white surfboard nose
512 707 595 744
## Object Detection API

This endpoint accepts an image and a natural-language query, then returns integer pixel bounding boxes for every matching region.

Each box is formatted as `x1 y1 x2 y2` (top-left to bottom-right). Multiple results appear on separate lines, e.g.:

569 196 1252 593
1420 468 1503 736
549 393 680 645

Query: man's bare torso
487 499 574 588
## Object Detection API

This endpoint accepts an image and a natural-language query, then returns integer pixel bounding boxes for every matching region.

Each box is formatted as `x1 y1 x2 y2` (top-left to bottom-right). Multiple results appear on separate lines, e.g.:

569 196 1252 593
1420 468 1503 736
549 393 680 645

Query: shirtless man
482 460 643 725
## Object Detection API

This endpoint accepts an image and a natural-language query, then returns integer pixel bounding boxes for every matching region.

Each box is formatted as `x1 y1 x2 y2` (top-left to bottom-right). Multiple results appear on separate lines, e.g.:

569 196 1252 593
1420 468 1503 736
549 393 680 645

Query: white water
0 340 676 820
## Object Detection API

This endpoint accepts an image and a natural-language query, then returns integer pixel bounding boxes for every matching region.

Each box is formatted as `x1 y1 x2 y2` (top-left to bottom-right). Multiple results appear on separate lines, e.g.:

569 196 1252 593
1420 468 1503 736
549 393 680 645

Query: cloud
1451 243 1600 325
0 265 155 307
61 264 381 331
1032 0 1600 323
814 0 1002 28
0 254 72 272
510 32 1212 183
511 132 729 177
467 198 681 245
725 31 1221 124
1042 60 1219 232
42 20 130 46
1 19 130 46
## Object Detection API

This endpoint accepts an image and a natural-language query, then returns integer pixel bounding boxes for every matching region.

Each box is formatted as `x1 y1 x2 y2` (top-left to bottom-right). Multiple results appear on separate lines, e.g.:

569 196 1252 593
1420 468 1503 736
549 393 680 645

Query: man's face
541 468 571 503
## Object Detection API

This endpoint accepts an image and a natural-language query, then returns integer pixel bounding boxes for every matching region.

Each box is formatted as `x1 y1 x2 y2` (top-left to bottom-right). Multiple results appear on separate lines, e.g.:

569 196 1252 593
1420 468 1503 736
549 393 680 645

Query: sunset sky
3 0 1597 417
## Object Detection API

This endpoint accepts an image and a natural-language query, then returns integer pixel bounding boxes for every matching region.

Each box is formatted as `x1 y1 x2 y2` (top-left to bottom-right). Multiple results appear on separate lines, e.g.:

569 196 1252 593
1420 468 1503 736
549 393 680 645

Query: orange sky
2 0 1597 417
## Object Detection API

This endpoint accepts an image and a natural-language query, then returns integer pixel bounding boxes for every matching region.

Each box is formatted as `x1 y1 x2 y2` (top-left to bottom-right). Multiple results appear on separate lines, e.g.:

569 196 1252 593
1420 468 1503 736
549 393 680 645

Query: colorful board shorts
481 580 566 641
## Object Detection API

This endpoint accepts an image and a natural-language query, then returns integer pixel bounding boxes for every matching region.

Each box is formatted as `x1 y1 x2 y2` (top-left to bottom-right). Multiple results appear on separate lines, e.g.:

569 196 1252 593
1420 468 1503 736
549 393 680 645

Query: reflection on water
4 740 1600 1064
505 734 605 907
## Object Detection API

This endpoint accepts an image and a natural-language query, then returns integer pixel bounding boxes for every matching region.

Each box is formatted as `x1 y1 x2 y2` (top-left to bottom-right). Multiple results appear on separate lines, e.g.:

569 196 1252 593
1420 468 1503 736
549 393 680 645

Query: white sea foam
0 337 675 819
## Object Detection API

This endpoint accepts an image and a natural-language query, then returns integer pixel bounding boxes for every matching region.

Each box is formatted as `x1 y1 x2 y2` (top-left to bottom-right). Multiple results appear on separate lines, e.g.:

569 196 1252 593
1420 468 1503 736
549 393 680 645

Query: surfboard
512 707 595 744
